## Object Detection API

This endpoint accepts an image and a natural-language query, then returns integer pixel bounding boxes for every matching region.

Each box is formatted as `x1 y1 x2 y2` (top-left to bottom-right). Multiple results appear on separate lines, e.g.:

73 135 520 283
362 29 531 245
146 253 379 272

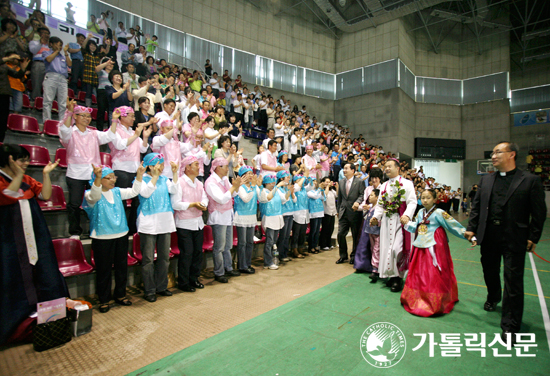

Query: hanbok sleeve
434 209 467 240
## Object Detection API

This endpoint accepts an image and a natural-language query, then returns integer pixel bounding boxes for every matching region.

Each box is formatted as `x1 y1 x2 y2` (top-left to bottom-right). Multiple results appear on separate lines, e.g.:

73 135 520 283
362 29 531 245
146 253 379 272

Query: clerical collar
498 168 517 177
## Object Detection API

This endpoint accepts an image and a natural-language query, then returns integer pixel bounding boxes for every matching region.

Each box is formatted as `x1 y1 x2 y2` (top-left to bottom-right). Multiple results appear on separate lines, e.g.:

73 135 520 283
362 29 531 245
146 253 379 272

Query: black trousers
452 198 460 212
291 221 307 249
481 224 526 332
176 228 203 287
96 89 108 131
319 214 335 249
66 176 90 236
69 59 83 93
259 109 267 129
332 165 341 182
114 170 138 234
337 213 361 259
0 94 9 142
92 235 129 303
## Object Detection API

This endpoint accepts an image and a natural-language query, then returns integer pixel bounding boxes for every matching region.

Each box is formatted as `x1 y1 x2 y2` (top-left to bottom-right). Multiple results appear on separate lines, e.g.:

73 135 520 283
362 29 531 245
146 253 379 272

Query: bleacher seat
52 101 59 113
202 225 214 252
100 152 112 168
8 114 41 134
52 238 94 277
26 79 32 92
43 120 60 137
91 108 98 120
54 148 67 168
68 88 75 100
92 94 97 105
20 144 50 166
87 126 98 131
89 249 139 267
254 225 266 244
34 97 43 111
22 94 32 109
233 226 238 247
169 232 179 259
38 185 66 211
77 91 86 103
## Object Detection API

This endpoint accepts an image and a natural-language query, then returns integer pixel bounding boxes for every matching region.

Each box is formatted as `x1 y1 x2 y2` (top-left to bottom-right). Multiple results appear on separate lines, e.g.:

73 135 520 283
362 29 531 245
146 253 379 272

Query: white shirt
292 183 310 224
84 180 142 239
233 185 260 227
59 125 116 180
290 135 299 155
260 187 284 230
204 127 220 145
206 173 235 226
110 126 149 173
209 77 220 89
171 174 208 231
260 150 278 177
274 122 284 138
232 99 243 114
323 190 337 215
137 175 178 234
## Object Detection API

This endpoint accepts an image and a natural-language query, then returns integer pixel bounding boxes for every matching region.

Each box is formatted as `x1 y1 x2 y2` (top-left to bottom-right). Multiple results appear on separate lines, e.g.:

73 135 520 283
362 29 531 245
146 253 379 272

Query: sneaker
281 257 290 262
264 264 279 270
253 236 261 242
322 247 330 250
69 235 80 240
330 245 335 249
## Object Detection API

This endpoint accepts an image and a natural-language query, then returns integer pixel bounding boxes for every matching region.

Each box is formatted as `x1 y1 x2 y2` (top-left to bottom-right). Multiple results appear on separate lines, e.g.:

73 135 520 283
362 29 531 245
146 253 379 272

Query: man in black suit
465 141 546 344
336 162 365 264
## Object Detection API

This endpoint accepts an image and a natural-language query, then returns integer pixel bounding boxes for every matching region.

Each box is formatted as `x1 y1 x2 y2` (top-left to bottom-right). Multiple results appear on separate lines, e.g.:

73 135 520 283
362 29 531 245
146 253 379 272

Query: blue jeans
211 224 234 276
42 72 67 121
308 217 322 250
264 228 279 266
276 215 293 258
236 226 254 270
9 90 23 113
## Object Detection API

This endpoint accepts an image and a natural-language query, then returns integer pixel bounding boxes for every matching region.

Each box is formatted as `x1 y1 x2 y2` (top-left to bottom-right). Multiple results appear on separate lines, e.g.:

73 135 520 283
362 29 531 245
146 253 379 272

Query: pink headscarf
181 155 198 169
305 145 314 150
159 119 178 140
211 157 229 171
115 106 134 117
63 105 93 127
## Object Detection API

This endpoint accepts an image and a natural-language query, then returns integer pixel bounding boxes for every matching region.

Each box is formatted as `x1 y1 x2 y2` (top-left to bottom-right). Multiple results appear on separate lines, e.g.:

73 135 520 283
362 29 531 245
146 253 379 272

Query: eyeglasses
490 151 511 157
76 114 92 119
102 176 118 181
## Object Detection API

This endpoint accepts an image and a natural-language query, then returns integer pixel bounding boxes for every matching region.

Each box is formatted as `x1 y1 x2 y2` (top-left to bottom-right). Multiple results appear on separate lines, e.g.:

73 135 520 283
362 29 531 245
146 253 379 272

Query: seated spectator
188 70 205 93
43 36 71 122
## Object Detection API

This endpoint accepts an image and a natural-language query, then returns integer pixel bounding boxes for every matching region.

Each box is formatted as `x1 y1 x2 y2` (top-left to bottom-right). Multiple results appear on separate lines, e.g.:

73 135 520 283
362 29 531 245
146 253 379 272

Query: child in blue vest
307 176 326 254
290 173 310 258
137 153 179 302
259 174 290 270
82 163 145 313
275 169 296 262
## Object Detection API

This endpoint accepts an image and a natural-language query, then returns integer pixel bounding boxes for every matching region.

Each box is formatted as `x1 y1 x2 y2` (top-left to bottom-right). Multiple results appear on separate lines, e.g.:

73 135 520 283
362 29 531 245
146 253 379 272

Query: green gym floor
129 222 550 376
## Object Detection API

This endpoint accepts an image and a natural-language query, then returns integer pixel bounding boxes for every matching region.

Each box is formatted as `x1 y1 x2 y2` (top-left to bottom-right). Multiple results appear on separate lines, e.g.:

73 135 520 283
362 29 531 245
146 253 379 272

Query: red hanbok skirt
400 227 458 317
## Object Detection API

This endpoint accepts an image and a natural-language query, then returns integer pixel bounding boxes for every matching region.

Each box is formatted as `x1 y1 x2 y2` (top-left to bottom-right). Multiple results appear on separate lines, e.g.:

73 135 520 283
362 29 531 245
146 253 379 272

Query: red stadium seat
20 144 50 166
89 249 139 267
68 88 75 100
131 233 157 262
34 97 43 111
54 148 67 168
22 94 32 109
26 79 32 92
92 94 97 105
100 152 112 168
52 238 94 277
169 232 179 259
43 120 60 137
8 114 41 134
233 226 238 247
91 108 98 120
52 100 59 113
254 225 265 244
77 79 82 89
38 185 66 211
77 91 86 103
202 225 214 252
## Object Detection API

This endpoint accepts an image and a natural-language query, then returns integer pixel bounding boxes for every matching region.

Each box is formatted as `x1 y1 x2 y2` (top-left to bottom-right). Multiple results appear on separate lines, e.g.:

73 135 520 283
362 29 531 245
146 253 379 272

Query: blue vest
280 187 295 215
295 187 309 212
234 185 258 216
308 189 325 214
138 175 173 216
82 187 129 236
260 187 283 217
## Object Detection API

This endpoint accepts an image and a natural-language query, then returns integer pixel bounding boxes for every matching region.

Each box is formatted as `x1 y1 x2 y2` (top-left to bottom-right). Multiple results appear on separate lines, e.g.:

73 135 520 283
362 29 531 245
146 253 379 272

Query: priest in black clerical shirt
466 142 546 345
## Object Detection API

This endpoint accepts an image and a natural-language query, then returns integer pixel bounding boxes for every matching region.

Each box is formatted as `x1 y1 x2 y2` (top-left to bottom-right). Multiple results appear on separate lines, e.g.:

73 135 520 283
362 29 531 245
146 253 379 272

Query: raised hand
112 108 121 119
142 126 153 139
232 176 242 187
67 98 77 112
170 161 179 174
92 163 103 177
43 159 59 174
151 162 161 177
136 161 146 180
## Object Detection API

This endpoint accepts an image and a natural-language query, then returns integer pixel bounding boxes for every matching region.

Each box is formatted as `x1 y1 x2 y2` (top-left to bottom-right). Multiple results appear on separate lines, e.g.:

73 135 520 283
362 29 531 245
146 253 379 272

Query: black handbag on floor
33 317 72 352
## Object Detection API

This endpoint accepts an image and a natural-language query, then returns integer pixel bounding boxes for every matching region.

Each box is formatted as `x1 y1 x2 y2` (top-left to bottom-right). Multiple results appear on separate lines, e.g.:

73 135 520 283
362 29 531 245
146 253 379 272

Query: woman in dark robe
0 144 68 344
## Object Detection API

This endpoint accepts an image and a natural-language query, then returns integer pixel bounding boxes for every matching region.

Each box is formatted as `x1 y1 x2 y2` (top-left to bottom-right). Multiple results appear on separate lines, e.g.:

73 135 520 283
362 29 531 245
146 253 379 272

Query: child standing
401 189 476 317
319 177 337 250
307 176 326 254
364 189 381 282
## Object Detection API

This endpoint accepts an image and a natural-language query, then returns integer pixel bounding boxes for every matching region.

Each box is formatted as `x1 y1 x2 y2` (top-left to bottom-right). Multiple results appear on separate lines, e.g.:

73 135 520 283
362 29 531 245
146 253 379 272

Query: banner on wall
513 110 550 127
12 2 128 53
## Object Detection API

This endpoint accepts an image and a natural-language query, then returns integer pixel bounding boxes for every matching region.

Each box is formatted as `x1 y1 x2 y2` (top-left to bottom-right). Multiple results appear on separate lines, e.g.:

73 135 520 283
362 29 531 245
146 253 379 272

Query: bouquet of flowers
381 179 405 216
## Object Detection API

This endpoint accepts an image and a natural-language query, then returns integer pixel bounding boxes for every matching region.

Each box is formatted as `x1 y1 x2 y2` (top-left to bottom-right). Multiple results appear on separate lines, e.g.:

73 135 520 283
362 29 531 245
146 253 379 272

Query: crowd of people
0 1 545 348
